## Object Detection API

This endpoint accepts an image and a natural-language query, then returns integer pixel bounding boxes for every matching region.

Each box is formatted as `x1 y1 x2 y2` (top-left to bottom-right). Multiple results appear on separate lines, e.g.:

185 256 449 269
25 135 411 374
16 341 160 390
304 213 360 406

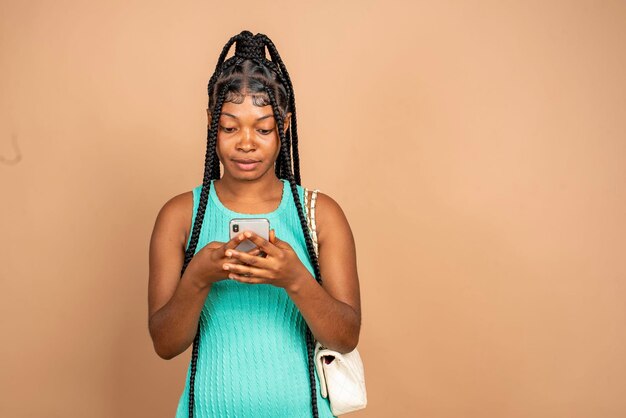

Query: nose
236 127 256 150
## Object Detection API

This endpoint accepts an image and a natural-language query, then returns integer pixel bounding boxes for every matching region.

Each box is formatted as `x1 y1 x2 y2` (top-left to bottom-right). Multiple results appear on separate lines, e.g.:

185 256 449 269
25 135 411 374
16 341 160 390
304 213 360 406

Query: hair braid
265 85 323 418
180 79 233 418
261 58 294 181
206 34 240 96
209 56 246 179
260 35 302 185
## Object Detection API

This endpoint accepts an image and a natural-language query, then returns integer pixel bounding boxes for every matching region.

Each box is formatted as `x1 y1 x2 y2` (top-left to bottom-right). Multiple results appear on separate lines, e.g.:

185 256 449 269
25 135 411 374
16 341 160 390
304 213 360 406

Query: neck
214 172 283 203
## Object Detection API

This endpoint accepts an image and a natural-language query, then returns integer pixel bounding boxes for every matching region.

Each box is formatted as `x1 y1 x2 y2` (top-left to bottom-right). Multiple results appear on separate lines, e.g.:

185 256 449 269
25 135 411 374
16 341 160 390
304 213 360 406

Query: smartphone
229 218 270 252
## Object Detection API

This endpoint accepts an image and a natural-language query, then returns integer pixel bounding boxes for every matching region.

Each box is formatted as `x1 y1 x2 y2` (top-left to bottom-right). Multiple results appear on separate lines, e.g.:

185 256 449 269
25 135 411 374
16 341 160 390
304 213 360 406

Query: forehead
220 95 273 120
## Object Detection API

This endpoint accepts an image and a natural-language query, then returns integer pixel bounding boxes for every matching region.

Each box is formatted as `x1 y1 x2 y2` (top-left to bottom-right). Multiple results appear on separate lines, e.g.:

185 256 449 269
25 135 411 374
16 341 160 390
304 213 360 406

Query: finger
223 233 247 252
205 241 224 250
224 247 260 258
227 257 250 266
228 272 263 284
222 262 264 279
224 246 259 266
247 246 267 258
267 229 290 250
241 231 277 256
225 249 267 267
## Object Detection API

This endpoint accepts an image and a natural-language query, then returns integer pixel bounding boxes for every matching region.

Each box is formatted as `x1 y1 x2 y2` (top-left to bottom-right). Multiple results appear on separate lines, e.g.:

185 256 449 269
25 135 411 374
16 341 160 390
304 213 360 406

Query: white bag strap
303 186 320 257
305 186 325 353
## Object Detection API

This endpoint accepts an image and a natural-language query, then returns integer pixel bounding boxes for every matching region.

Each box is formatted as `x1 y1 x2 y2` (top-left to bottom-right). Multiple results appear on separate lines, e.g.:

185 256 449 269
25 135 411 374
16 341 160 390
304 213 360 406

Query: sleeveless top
174 178 336 418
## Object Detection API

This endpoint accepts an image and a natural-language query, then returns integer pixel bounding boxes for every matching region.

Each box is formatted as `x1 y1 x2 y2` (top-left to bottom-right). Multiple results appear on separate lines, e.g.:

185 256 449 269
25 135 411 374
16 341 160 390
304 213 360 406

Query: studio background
1 1 625 417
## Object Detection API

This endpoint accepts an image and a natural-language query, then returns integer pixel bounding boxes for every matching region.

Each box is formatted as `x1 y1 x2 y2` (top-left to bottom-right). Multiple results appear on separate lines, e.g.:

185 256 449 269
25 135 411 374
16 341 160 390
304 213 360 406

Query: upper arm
312 190 362 330
148 191 193 322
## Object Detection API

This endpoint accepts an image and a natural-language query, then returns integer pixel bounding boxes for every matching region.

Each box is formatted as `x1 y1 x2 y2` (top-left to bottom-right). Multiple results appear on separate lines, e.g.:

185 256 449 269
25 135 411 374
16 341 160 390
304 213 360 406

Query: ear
283 112 292 133
206 108 212 126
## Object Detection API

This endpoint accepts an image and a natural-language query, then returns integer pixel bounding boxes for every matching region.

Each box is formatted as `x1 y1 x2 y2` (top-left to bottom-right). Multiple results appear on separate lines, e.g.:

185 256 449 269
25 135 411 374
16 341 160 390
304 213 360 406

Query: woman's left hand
222 229 308 291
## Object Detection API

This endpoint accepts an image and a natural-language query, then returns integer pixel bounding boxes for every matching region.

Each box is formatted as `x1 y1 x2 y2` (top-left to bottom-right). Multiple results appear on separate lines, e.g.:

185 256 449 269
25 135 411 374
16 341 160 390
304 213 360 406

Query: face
208 94 291 181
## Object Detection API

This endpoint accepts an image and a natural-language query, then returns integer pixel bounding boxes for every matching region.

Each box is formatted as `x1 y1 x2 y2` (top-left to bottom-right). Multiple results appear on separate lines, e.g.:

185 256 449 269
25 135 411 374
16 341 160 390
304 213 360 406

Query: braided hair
180 30 324 418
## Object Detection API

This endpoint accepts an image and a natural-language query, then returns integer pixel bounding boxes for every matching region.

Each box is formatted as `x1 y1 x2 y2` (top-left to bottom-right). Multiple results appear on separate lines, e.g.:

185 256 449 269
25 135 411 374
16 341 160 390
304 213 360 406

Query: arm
147 192 211 360
286 191 362 354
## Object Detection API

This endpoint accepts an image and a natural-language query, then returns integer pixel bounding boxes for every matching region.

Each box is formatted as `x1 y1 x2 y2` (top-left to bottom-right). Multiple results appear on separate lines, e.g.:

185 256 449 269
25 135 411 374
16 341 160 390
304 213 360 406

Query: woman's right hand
186 233 261 287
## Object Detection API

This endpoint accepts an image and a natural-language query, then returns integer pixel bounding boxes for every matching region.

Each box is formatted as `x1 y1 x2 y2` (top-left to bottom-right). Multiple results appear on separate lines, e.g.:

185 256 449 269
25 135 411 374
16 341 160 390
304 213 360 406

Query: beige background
1 1 625 417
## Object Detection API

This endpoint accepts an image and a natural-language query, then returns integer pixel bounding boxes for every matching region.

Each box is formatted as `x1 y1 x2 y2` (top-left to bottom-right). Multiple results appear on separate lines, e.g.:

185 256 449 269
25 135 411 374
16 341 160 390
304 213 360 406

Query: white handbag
304 187 368 416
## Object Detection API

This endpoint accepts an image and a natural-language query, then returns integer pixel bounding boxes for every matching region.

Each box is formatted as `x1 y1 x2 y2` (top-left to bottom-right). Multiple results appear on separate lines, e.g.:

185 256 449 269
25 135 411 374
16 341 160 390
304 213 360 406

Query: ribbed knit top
174 178 336 418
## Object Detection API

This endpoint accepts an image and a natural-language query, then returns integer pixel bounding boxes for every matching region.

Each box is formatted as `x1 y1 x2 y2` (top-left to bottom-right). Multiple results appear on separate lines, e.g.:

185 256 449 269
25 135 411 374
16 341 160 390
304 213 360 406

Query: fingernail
223 264 230 270
245 231 252 237
226 251 232 257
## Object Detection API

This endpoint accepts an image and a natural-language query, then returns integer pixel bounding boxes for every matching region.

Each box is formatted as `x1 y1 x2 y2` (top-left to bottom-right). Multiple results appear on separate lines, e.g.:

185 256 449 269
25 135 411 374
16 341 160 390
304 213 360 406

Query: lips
232 159 261 171
233 159 260 163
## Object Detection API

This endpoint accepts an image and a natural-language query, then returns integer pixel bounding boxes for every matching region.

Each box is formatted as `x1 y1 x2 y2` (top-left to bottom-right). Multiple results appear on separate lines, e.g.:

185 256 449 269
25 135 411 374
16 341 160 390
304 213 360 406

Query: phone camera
233 224 239 233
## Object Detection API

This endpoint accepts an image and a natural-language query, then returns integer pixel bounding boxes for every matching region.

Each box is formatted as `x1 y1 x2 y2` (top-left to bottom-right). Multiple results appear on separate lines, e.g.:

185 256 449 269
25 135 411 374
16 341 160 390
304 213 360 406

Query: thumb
270 229 291 250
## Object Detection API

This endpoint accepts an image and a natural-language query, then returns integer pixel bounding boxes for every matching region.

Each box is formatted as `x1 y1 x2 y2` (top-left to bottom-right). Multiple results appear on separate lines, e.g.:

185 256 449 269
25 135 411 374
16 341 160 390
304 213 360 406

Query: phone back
229 218 270 252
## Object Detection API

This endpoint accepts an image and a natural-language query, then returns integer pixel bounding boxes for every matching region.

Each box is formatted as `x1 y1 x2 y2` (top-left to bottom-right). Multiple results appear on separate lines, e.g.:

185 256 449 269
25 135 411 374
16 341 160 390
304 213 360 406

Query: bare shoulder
309 190 354 244
307 188 361 324
152 190 194 249
148 189 194 320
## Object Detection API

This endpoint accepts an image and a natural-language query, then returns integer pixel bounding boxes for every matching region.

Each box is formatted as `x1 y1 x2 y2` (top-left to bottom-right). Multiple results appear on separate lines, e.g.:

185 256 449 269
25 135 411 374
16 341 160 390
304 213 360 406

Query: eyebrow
221 112 274 121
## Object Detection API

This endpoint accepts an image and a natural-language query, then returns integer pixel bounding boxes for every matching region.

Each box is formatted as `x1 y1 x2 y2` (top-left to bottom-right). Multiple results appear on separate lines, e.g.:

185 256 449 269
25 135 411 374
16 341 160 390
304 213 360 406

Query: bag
304 187 368 415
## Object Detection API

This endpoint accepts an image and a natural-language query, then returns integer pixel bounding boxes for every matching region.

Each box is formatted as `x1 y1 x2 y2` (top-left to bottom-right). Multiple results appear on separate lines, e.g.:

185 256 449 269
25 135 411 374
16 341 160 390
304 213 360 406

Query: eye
220 126 236 133
258 129 273 135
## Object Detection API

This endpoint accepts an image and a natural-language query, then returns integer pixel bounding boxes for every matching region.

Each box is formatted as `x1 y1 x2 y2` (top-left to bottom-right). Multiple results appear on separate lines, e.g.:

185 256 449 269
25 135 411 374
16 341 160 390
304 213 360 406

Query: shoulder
156 189 194 221
313 190 345 217
152 188 194 249
308 189 353 243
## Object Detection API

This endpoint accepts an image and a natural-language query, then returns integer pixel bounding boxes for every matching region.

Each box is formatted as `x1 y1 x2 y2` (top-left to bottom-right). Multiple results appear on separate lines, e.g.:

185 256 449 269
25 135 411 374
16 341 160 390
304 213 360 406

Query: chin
230 163 269 179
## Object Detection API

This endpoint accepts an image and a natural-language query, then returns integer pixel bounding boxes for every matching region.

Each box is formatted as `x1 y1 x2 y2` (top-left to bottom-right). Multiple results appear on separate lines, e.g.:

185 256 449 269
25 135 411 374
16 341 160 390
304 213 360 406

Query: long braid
260 58 293 182
265 85 323 418
209 57 243 179
206 34 239 95
180 80 234 418
205 41 242 183
261 36 302 185
203 31 240 180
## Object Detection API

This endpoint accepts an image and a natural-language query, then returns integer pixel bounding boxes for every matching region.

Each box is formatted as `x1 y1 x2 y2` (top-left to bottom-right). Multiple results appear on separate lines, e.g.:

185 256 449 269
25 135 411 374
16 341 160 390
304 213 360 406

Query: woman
148 30 362 418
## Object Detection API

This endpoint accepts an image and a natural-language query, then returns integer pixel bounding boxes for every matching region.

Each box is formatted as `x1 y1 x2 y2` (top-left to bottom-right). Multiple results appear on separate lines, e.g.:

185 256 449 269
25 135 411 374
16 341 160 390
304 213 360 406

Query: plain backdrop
1 1 625 417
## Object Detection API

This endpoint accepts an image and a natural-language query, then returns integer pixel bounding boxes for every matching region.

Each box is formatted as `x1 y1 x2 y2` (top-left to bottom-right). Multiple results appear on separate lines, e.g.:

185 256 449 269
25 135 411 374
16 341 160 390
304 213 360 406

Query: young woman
147 30 362 418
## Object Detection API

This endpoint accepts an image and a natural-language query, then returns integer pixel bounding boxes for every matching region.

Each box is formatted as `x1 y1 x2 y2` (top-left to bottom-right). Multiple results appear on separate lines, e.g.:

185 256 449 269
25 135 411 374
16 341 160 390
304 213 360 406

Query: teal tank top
175 178 336 418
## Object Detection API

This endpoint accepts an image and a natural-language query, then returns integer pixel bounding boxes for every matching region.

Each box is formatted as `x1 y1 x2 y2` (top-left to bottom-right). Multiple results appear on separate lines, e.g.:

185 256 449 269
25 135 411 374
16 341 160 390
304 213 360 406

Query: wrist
286 269 314 295
183 264 212 291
